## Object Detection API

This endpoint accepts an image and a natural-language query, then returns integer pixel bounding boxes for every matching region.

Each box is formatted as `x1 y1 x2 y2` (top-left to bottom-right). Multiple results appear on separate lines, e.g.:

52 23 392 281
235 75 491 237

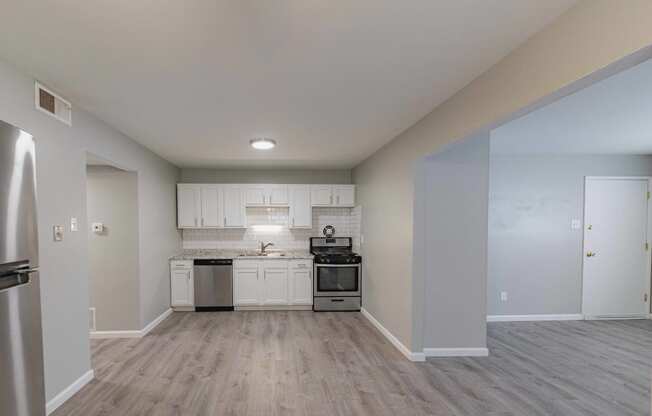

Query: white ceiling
492 57 652 155
0 1 575 168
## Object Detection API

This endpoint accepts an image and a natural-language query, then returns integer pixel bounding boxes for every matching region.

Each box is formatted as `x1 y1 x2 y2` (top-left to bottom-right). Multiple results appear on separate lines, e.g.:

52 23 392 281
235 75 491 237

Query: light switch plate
571 219 582 230
53 225 64 241
70 217 78 232
92 222 104 233
500 291 508 302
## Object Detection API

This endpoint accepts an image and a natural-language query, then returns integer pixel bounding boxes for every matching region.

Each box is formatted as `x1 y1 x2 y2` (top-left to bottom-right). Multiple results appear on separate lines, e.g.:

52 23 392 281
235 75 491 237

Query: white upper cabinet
200 185 223 227
310 185 355 207
245 185 267 206
268 185 289 205
289 185 312 228
333 185 355 207
223 185 247 228
311 185 333 207
177 184 201 228
245 184 288 206
179 183 354 228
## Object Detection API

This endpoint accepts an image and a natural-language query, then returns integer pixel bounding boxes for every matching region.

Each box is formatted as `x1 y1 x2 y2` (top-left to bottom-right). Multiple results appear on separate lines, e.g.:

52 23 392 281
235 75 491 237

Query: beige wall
352 0 652 351
87 166 140 331
180 168 351 184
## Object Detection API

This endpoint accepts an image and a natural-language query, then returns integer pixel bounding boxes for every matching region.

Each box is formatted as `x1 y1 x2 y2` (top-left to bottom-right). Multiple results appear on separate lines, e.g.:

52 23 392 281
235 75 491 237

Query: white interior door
582 177 651 318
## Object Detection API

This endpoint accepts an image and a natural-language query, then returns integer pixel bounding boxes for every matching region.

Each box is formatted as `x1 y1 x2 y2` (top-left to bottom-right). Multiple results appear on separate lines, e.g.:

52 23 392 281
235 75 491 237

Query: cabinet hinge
644 293 648 303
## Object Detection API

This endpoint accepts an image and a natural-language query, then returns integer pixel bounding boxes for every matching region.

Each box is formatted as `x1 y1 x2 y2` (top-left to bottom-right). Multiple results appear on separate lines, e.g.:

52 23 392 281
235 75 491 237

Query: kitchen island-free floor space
53 312 652 416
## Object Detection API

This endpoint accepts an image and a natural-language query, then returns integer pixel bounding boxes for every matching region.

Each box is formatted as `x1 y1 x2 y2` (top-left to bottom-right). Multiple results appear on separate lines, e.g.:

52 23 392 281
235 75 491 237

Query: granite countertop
170 249 313 261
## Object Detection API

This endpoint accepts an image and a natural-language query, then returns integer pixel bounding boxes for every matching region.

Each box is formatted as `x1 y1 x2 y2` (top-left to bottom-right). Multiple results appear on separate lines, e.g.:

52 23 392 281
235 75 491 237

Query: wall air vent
35 81 72 126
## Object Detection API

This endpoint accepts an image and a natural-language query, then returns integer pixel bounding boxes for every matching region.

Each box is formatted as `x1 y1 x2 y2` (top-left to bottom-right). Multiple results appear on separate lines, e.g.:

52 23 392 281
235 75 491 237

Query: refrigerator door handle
0 273 32 292
0 266 39 278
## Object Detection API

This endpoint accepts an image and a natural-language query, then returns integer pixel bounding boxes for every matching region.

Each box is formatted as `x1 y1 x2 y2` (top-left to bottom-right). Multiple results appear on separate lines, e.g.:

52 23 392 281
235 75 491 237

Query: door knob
586 251 596 257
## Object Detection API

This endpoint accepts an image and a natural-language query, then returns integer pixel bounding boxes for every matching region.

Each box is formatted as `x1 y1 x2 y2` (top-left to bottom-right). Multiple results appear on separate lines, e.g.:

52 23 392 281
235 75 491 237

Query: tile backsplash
183 207 362 251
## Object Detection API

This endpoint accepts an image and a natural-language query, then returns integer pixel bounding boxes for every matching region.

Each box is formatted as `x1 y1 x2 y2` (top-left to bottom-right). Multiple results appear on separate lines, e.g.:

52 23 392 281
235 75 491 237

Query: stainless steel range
311 237 361 311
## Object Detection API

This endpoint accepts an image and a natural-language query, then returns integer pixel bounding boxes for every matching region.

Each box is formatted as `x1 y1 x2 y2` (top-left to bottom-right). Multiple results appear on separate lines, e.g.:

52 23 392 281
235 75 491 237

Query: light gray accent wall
180 168 351 184
353 1 652 352
417 134 489 349
87 166 139 331
0 58 181 401
488 154 652 316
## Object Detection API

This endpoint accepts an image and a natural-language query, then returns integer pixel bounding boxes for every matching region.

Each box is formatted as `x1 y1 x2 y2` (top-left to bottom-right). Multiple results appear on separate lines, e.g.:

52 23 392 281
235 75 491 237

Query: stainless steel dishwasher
193 259 233 311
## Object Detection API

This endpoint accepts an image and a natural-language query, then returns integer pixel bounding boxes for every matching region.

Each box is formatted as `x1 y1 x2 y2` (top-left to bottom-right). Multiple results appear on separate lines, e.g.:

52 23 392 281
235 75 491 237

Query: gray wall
181 168 351 184
0 58 181 401
488 154 652 316
353 1 652 352
87 166 139 331
415 134 489 349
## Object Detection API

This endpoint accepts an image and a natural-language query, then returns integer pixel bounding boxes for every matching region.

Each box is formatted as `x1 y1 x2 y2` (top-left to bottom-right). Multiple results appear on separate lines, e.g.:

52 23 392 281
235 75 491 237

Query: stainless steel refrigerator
0 119 46 415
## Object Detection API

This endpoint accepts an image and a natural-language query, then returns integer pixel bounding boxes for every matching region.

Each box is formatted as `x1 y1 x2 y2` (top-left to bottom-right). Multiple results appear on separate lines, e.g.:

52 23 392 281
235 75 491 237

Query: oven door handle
314 264 361 268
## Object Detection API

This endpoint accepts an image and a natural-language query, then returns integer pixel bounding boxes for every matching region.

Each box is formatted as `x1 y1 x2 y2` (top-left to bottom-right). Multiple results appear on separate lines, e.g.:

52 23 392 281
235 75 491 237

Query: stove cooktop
310 236 362 264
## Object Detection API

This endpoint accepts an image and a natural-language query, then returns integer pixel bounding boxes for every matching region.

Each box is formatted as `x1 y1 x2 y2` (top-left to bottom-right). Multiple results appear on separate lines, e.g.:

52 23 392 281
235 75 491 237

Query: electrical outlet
70 217 78 232
500 291 508 302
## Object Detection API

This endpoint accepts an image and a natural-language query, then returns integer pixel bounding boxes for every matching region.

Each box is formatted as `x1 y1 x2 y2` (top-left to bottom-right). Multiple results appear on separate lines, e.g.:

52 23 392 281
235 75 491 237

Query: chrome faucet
260 241 275 254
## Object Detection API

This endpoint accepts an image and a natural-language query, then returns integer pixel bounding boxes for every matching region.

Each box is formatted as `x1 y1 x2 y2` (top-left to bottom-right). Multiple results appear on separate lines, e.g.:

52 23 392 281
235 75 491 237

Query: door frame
581 176 652 319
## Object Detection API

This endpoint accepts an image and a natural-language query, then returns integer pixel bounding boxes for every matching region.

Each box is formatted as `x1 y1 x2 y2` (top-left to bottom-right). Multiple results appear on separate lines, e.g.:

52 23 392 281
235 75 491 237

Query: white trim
360 308 425 362
487 314 584 322
89 330 141 339
90 308 172 339
46 370 94 415
584 314 649 320
423 348 489 358
141 308 173 336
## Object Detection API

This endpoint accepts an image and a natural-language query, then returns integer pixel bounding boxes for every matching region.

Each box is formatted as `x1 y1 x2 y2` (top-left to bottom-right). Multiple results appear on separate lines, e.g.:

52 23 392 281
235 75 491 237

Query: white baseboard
141 308 173 336
423 347 489 358
360 308 425 362
487 314 584 322
90 308 173 339
46 370 94 415
89 330 141 339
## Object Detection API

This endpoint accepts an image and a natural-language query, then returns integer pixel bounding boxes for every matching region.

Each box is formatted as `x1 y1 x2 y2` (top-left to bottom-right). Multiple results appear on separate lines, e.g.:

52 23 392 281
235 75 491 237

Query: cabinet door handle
201 217 204 227
224 216 227 226
330 194 333 205
336 195 340 205
270 195 272 204
194 218 198 226
292 218 295 227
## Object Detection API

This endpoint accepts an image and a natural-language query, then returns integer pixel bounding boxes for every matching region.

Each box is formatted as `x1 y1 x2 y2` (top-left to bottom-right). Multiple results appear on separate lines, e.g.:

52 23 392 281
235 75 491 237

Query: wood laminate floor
53 312 652 416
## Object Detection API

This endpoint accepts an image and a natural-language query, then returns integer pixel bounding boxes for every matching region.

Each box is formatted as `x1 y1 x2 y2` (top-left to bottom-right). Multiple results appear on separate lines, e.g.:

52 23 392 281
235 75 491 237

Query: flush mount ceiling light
250 138 276 150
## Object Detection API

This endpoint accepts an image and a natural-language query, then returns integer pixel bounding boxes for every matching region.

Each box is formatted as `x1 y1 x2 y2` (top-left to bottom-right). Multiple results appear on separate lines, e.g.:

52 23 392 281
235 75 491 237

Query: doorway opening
487 56 652 322
85 153 140 336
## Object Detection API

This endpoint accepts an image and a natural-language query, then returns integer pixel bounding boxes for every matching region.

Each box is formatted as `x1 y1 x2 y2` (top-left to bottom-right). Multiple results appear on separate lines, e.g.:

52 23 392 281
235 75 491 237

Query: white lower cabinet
170 261 194 307
262 263 289 305
289 261 312 305
235 259 312 308
233 262 260 306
